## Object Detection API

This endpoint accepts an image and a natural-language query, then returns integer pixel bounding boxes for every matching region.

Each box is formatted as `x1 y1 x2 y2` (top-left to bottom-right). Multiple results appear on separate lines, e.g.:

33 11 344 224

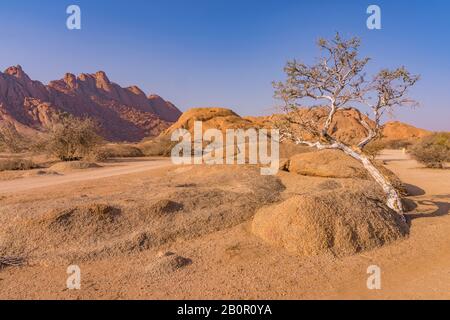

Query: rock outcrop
164 107 430 145
382 121 431 141
252 189 409 257
162 107 255 136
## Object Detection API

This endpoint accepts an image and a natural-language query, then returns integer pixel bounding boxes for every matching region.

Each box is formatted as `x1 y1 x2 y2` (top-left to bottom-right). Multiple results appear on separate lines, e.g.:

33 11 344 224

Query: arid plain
0 148 449 299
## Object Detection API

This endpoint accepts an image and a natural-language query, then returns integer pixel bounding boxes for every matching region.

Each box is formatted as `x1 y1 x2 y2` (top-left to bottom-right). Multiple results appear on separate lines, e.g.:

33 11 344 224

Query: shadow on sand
400 182 449 223
404 183 426 196
407 199 450 221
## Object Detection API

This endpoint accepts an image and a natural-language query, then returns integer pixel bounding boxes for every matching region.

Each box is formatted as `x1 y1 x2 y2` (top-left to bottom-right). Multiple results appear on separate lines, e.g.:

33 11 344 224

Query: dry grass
49 161 101 172
100 144 144 158
0 256 26 269
0 158 39 171
139 136 177 157
382 139 413 150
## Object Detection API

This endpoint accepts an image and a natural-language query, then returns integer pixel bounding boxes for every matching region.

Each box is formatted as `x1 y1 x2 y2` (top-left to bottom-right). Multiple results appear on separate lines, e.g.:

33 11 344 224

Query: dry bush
83 149 110 162
363 140 385 159
0 158 39 171
101 144 144 158
382 139 413 150
44 116 103 161
410 132 450 168
0 124 29 153
139 136 177 157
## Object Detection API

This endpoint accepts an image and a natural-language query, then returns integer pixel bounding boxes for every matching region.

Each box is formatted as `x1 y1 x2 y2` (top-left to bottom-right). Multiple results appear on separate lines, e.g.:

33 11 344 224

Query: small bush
0 159 39 171
363 140 385 159
101 144 144 158
83 149 110 162
139 136 178 157
0 124 29 153
44 116 103 161
410 132 450 168
383 139 412 150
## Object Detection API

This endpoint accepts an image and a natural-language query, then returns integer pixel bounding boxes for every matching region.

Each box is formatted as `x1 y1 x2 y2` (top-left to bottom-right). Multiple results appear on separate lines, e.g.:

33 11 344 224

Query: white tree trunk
295 139 406 222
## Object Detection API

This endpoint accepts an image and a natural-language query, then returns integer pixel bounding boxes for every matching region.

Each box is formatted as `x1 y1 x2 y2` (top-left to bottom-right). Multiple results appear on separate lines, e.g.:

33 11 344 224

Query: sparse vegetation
0 158 39 172
44 115 103 161
382 139 413 150
363 139 414 159
410 132 450 168
101 144 144 158
0 124 29 153
140 136 177 157
363 140 385 159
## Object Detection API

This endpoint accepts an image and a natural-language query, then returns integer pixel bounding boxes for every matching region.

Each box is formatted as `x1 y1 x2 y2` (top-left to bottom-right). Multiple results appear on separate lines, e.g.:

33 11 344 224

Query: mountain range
0 65 182 141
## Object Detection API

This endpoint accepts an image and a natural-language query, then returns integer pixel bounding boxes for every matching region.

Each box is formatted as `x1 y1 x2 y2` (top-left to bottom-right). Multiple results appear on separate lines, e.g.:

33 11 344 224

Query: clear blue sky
0 0 449 130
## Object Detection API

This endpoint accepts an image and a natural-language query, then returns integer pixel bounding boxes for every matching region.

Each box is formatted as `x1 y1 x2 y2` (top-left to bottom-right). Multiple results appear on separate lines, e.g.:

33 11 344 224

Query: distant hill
0 65 181 142
381 121 431 141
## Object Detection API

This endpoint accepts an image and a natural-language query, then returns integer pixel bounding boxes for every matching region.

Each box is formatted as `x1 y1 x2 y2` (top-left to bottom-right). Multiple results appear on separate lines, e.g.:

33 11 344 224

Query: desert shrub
363 140 385 159
139 136 177 157
45 116 103 161
101 144 144 158
410 132 450 168
0 124 29 153
383 139 412 150
83 149 110 162
0 158 39 171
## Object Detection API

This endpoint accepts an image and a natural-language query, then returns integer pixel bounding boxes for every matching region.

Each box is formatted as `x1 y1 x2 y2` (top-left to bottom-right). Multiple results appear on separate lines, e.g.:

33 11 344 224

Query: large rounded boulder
287 149 367 179
252 189 409 257
286 149 406 195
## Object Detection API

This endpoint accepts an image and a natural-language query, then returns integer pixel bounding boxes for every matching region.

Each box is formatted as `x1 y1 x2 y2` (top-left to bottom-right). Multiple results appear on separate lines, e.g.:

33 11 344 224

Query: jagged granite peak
0 66 182 141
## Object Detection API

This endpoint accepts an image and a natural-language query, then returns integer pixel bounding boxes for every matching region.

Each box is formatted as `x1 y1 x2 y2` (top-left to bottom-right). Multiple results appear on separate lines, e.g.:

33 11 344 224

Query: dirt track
0 159 173 194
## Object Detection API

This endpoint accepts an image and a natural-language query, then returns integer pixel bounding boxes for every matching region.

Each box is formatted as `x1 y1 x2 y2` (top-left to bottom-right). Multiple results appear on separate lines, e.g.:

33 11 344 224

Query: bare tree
273 33 419 220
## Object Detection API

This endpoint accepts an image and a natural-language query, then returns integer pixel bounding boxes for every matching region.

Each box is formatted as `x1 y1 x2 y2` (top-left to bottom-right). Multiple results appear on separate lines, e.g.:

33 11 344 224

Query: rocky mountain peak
0 66 182 141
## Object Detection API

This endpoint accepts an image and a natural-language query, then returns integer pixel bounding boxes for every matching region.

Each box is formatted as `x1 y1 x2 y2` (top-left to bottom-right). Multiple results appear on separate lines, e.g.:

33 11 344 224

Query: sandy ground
0 150 449 300
0 158 172 193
